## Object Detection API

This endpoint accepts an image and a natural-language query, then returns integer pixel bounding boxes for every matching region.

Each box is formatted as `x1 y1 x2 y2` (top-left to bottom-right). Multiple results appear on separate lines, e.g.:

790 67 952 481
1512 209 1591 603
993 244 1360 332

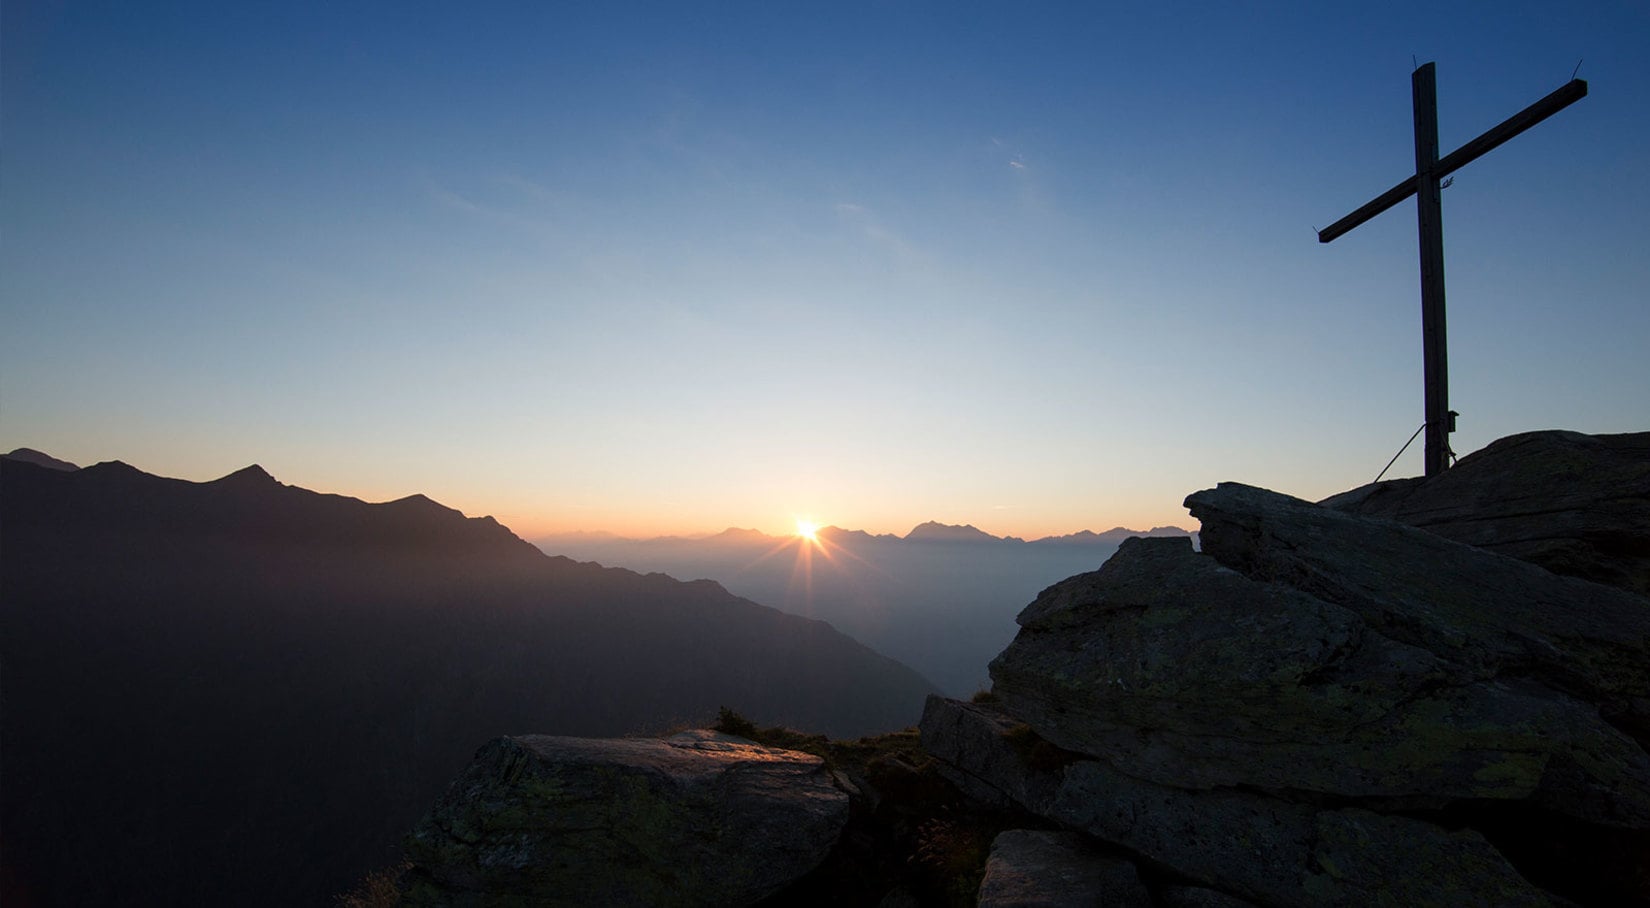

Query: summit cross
1319 62 1587 477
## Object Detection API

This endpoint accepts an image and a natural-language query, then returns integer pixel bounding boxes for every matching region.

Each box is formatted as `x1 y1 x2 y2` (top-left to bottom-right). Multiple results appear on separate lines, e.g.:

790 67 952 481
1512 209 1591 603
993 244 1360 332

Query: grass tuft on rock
713 706 760 739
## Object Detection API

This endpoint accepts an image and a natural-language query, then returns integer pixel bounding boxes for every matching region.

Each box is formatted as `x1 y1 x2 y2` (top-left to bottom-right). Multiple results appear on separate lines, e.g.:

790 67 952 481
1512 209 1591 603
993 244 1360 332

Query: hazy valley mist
538 521 1193 696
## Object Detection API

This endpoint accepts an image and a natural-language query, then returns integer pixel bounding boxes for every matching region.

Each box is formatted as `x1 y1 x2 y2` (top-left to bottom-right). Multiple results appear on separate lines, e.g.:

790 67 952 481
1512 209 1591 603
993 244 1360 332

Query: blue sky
4 1 1646 537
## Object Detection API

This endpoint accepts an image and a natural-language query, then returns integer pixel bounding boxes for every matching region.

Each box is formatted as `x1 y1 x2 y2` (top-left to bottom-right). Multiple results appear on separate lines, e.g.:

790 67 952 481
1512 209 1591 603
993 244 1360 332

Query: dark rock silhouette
0 454 935 906
1323 429 1650 596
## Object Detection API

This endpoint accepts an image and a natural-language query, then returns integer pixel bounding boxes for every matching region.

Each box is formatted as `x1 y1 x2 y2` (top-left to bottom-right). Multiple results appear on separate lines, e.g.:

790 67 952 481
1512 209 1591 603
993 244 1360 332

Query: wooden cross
1319 62 1587 477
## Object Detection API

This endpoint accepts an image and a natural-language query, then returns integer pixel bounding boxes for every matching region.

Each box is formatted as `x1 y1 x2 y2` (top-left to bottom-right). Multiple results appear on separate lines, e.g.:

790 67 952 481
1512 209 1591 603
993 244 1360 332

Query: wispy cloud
494 172 563 203
418 172 567 242
428 184 489 215
991 136 1030 171
833 201 920 262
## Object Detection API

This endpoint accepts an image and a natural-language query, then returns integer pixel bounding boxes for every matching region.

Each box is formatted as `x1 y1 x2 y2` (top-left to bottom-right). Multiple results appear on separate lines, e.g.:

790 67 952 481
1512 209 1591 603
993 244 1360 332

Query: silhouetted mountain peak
904 521 998 543
211 464 280 489
383 492 450 512
82 460 146 479
3 448 79 471
377 498 488 534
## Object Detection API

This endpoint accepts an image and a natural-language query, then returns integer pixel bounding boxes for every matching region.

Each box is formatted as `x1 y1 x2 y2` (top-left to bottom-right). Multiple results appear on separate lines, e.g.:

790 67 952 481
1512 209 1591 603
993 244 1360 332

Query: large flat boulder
989 534 1650 827
1188 482 1650 738
1051 760 1551 908
920 696 1551 907
400 730 848 907
1322 430 1650 596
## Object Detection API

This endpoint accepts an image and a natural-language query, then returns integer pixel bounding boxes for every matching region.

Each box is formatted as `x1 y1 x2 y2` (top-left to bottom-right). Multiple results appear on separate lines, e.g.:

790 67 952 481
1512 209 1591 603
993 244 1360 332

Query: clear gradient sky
4 2 1647 539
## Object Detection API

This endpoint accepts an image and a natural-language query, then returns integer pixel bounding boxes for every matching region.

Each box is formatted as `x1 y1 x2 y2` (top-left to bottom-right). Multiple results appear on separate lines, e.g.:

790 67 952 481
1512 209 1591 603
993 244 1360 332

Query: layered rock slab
400 730 848 907
920 697 1550 907
1190 482 1650 758
1322 429 1650 596
989 533 1650 827
1191 481 1650 694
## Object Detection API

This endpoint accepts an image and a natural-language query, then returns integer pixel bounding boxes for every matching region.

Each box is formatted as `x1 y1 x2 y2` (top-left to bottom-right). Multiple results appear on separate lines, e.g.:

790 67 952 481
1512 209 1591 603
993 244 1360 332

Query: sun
794 519 820 543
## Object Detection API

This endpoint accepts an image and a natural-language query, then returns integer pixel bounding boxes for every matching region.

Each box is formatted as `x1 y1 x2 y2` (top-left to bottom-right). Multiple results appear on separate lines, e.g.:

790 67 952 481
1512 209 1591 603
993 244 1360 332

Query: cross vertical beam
1411 63 1451 477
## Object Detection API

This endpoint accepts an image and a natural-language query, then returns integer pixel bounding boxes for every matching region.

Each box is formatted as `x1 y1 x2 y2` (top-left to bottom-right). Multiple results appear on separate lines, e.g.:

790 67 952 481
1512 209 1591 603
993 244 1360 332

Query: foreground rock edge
400 730 849 907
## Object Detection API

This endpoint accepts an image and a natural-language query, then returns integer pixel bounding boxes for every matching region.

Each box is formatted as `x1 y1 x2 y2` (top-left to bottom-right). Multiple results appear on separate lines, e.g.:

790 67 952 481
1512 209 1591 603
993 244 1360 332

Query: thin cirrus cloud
833 201 920 261
991 136 1028 170
422 174 566 241
427 184 489 216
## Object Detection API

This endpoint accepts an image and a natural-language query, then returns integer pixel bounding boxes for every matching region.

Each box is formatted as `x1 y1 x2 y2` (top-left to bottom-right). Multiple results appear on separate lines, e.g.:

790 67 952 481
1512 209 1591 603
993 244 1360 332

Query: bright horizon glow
794 519 821 544
3 4 1647 542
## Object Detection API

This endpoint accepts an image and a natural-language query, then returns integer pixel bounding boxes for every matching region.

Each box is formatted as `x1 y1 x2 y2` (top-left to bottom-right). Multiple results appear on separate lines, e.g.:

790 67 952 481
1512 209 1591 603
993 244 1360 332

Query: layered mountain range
538 522 1192 695
0 453 936 906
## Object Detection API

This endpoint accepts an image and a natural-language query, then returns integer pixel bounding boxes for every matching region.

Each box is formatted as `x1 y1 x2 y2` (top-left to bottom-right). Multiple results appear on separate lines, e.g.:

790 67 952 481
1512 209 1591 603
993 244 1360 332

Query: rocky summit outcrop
922 431 1650 906
400 730 849 907
1322 429 1650 597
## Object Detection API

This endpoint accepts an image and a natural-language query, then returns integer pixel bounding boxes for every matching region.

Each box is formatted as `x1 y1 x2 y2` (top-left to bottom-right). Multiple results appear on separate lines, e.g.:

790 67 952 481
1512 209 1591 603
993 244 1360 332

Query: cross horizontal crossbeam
1318 78 1587 244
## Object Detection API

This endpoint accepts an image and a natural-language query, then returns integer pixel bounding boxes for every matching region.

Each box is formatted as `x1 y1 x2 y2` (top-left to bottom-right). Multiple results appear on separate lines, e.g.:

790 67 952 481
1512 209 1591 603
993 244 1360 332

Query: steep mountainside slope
0 456 935 907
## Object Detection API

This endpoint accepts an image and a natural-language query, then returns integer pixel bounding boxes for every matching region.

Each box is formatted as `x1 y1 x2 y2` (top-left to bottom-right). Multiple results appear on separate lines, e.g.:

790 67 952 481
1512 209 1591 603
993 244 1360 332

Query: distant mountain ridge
543 521 1192 547
0 452 936 907
537 521 1195 695
1031 525 1194 545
